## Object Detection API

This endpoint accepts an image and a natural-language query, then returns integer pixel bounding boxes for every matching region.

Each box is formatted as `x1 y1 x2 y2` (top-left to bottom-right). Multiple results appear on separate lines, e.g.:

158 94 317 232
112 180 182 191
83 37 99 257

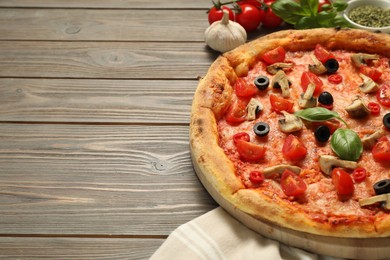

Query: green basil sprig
331 129 363 161
271 0 351 29
294 107 348 127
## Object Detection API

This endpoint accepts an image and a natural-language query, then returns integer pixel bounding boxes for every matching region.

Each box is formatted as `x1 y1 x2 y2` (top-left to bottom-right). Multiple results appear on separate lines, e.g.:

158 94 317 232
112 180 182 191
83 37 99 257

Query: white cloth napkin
150 207 344 260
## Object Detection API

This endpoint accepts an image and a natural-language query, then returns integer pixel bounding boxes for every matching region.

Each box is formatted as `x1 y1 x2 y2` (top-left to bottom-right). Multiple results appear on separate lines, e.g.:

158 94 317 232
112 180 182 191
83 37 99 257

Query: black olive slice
374 179 390 195
254 76 269 90
314 125 331 142
325 58 339 74
253 122 270 137
318 91 334 106
383 113 390 130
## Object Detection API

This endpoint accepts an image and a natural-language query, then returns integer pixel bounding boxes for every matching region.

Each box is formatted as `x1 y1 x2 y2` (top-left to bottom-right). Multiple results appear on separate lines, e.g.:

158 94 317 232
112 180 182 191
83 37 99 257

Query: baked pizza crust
190 28 390 238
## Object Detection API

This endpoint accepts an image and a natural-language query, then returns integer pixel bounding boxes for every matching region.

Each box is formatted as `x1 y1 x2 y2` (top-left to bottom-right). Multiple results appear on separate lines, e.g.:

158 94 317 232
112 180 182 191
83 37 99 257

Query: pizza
190 28 390 239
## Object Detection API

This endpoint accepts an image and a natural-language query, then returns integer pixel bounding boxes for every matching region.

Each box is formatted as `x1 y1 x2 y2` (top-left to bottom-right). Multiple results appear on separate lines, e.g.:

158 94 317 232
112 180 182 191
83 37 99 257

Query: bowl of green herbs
343 0 390 33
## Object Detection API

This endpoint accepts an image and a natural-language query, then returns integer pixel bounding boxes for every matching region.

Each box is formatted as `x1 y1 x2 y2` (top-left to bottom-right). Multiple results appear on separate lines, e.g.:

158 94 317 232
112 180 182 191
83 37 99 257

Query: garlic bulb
205 10 247 53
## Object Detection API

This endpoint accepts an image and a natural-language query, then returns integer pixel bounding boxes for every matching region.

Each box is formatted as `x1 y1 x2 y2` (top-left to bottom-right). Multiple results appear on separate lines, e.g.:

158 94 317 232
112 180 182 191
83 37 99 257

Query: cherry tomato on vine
376 84 390 107
235 4 263 32
237 0 262 9
208 6 235 25
262 2 283 28
280 169 307 196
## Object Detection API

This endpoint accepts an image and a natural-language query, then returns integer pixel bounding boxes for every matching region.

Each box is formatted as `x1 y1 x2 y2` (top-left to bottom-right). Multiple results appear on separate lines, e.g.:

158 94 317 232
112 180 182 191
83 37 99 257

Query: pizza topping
359 193 390 210
295 107 348 127
300 71 323 96
328 74 342 84
269 94 294 114
225 98 249 125
367 102 381 116
253 122 270 137
246 98 263 120
331 128 363 161
383 113 390 130
351 53 379 68
314 125 331 143
358 73 378 94
234 78 258 98
359 66 382 82
374 179 390 195
372 136 390 163
318 91 333 107
361 129 386 150
280 169 307 197
318 155 357 176
235 139 267 162
254 76 269 90
249 171 265 185
331 168 354 199
298 83 317 109
282 134 307 161
271 70 291 97
266 62 293 75
377 84 390 107
262 46 286 65
263 164 301 178
324 58 339 74
344 96 370 119
313 44 335 64
233 132 250 145
351 167 367 183
308 53 327 75
278 111 303 133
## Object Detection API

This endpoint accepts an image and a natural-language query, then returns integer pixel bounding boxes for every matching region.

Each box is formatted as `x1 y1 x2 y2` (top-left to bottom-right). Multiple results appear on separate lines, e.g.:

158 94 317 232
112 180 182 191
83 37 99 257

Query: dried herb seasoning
348 5 390 28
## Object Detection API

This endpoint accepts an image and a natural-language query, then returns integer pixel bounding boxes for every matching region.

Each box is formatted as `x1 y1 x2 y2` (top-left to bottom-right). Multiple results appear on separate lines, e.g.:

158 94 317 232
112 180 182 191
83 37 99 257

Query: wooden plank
0 0 211 9
0 9 209 41
0 123 217 235
0 237 164 259
0 78 196 124
0 41 216 79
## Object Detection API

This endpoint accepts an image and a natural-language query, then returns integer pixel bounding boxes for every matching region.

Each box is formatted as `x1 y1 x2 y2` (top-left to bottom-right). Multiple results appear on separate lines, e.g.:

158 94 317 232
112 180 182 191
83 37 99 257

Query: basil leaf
295 107 339 121
332 0 348 12
331 129 363 161
300 0 318 16
271 0 307 25
316 12 337 27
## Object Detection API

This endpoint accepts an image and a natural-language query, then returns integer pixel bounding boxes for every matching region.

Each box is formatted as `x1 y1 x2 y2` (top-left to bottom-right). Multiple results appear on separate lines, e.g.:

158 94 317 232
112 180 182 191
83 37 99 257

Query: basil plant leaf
300 0 318 16
316 11 337 27
271 0 307 25
331 129 363 161
332 0 349 12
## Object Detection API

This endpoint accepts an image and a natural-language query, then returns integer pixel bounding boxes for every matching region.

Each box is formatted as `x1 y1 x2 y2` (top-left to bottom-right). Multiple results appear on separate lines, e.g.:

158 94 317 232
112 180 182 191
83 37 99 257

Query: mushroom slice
263 164 301 178
359 193 390 210
362 129 386 150
359 73 378 94
298 83 317 108
308 53 327 75
318 155 358 176
271 70 291 98
345 95 370 118
351 53 379 68
246 98 263 121
278 111 303 133
266 62 293 75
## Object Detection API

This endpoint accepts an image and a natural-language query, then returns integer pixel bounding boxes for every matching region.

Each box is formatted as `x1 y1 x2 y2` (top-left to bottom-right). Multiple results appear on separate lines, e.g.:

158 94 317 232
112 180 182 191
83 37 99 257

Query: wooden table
0 0 229 258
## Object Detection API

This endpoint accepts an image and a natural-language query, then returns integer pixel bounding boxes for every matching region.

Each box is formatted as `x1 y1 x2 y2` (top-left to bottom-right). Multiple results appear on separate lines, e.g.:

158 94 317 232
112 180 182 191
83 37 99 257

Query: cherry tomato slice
235 4 262 32
359 65 382 82
225 98 249 125
376 84 390 107
249 171 265 184
234 78 258 98
314 44 335 63
235 140 266 162
352 167 367 183
233 132 250 146
331 168 354 197
301 71 323 96
207 6 235 25
282 134 307 161
269 94 294 114
262 46 286 65
372 136 390 162
280 169 307 196
328 74 343 84
367 102 381 115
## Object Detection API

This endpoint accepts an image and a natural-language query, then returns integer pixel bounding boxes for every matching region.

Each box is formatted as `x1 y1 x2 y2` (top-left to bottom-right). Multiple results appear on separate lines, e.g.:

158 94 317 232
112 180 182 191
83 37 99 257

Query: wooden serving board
191 153 390 260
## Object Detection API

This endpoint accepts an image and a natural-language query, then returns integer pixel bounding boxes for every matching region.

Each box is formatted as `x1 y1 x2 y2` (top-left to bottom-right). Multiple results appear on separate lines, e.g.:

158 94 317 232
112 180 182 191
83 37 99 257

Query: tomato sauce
217 49 390 223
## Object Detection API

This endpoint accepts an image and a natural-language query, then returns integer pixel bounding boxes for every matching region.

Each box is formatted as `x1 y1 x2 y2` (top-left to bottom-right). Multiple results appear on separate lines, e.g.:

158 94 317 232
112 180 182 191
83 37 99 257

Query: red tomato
376 84 390 107
208 6 235 25
314 44 335 63
360 65 382 82
225 98 249 125
318 0 331 12
352 167 367 183
280 169 307 196
332 168 354 197
234 78 258 98
269 94 294 114
249 171 265 184
235 140 266 162
368 102 381 115
372 136 390 162
262 46 286 65
233 132 250 146
235 4 262 32
328 74 343 84
311 119 340 134
262 3 283 28
237 0 262 9
282 134 307 161
301 71 323 96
